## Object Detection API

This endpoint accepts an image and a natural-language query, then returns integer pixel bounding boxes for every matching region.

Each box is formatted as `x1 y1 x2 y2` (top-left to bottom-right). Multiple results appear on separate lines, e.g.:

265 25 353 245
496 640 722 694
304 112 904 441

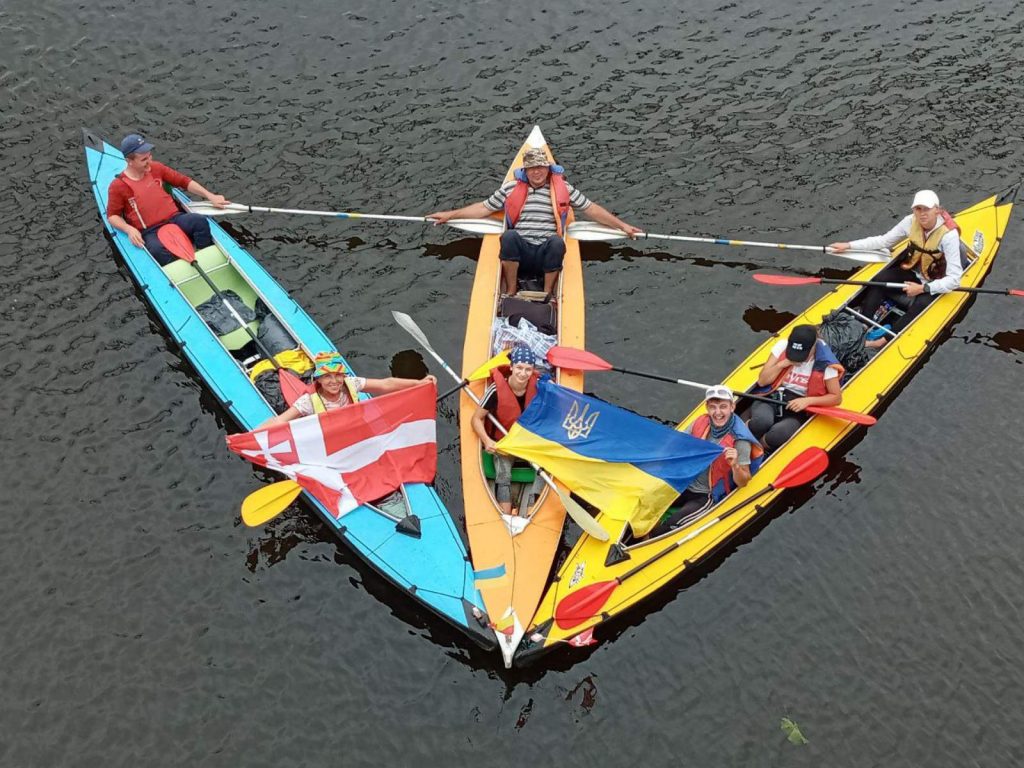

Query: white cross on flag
227 382 438 516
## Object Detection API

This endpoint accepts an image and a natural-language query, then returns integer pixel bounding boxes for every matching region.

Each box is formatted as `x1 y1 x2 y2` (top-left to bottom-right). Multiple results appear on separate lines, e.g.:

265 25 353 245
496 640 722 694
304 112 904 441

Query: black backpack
819 309 870 375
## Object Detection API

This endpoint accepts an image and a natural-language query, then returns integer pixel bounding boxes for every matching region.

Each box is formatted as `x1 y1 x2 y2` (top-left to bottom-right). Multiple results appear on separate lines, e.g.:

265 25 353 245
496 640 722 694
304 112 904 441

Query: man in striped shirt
428 148 639 296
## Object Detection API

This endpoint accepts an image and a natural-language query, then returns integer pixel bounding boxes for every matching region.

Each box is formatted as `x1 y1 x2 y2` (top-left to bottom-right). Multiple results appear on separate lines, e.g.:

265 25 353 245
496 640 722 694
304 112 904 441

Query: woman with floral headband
258 352 436 428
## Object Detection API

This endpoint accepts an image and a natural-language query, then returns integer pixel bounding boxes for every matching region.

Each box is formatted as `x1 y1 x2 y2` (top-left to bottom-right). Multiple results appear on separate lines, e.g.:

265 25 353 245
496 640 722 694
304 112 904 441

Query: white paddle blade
445 218 505 236
184 200 248 216
390 310 434 355
566 221 629 242
555 486 611 541
829 248 891 264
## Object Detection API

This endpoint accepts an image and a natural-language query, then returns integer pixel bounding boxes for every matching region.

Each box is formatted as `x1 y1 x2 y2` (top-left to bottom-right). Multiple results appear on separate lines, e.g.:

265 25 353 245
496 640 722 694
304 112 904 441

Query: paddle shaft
187 201 503 235
437 378 469 402
615 483 777 585
818 277 1019 296
605 364 814 410
227 203 429 223
568 223 886 261
643 232 834 254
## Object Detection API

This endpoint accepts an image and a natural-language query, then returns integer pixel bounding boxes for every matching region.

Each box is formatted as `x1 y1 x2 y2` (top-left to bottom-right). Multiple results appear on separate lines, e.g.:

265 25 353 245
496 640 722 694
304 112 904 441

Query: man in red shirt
106 134 229 266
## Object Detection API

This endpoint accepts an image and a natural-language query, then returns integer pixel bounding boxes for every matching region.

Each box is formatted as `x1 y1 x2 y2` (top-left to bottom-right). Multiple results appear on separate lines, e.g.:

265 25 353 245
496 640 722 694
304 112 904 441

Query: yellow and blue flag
495 377 723 536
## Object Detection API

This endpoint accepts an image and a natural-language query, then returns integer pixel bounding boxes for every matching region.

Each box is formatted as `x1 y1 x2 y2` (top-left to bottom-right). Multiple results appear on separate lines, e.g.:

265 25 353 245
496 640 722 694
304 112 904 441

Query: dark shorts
499 229 565 274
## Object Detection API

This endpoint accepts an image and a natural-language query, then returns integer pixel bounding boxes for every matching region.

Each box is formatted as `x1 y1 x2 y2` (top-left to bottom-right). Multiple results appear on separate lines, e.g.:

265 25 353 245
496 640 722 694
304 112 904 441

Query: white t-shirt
292 377 366 415
769 340 839 396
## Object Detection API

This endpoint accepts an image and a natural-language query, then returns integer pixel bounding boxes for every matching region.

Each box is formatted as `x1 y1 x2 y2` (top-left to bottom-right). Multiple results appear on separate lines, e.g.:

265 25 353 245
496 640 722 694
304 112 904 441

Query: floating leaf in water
780 717 808 745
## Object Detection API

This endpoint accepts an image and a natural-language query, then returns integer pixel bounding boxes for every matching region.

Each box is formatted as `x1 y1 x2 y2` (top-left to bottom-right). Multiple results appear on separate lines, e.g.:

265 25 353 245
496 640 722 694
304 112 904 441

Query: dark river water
3 0 1024 765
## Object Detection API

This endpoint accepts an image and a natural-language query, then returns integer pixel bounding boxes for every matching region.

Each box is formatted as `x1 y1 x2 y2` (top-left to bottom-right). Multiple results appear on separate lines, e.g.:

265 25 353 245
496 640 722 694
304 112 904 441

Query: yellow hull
517 190 1015 662
458 126 584 665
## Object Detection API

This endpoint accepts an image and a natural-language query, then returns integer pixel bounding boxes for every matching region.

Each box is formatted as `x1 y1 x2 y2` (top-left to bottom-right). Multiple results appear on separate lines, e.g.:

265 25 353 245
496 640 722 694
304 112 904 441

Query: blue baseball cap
120 133 154 157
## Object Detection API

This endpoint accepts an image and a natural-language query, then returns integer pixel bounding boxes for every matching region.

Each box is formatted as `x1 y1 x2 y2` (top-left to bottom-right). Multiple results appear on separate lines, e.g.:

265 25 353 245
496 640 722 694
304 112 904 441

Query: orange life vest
486 366 539 438
503 167 571 237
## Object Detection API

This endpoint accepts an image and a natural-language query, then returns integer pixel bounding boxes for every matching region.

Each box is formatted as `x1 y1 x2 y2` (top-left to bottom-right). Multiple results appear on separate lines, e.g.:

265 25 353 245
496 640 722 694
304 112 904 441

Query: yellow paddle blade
241 480 302 527
468 350 510 381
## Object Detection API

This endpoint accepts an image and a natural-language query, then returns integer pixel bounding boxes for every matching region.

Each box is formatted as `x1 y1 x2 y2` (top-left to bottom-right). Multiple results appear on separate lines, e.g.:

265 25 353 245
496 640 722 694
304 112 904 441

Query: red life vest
112 170 182 230
486 367 539 438
692 414 764 500
503 168 571 237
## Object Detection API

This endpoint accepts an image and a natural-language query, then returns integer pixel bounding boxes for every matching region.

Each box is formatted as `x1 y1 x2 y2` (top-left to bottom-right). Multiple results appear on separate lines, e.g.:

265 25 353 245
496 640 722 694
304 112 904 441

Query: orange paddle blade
773 447 828 489
279 369 310 407
546 345 613 371
156 223 196 262
753 274 821 286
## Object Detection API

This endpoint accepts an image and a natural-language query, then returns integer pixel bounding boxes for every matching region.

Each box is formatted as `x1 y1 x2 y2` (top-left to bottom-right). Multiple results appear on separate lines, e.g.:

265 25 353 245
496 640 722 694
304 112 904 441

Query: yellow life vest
901 210 958 280
310 378 361 412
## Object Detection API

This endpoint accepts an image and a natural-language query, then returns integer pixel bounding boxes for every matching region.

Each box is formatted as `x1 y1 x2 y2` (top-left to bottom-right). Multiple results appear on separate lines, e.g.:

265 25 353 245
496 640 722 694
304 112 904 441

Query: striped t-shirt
484 180 592 245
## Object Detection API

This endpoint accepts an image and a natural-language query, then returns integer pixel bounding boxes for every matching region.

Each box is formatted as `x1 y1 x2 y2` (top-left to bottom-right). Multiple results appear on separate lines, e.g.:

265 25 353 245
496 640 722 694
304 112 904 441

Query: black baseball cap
785 325 817 362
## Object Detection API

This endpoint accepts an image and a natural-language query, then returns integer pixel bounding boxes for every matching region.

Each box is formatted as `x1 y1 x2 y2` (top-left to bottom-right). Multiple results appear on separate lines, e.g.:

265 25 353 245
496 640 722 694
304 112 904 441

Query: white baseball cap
912 190 940 209
704 385 734 402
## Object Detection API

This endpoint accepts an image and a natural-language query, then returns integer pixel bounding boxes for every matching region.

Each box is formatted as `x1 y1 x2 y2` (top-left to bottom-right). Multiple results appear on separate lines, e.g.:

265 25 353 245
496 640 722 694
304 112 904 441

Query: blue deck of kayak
83 130 490 646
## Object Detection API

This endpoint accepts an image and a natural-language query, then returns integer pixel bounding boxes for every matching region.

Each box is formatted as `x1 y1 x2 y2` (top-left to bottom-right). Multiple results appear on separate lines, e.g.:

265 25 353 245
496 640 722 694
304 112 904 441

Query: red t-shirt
106 161 193 230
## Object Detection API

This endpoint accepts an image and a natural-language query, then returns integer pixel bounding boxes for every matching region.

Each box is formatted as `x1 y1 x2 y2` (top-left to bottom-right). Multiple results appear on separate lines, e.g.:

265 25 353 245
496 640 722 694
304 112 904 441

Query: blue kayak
82 128 493 650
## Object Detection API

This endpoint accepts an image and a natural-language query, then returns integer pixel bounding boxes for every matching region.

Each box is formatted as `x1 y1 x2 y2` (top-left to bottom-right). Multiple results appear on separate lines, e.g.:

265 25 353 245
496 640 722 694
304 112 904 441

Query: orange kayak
458 125 584 666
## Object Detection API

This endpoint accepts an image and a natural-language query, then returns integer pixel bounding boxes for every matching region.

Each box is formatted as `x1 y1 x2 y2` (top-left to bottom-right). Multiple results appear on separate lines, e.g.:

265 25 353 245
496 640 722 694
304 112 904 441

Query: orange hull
458 126 584 665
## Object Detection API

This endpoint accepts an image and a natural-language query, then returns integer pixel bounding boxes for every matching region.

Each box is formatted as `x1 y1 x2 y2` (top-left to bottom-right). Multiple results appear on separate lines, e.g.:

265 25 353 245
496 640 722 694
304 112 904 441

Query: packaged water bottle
872 299 894 324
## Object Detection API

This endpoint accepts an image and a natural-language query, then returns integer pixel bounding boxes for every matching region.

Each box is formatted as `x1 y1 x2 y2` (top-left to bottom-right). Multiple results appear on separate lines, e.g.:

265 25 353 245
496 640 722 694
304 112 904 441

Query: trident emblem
563 400 599 440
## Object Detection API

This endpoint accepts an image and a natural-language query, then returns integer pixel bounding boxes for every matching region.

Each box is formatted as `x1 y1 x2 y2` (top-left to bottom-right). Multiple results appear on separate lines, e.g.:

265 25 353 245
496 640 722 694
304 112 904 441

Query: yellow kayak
516 189 1016 663
459 125 584 666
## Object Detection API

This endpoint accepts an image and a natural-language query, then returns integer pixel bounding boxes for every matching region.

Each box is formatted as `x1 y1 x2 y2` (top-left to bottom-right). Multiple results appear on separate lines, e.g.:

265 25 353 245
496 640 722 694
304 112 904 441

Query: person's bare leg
502 260 519 296
543 269 559 295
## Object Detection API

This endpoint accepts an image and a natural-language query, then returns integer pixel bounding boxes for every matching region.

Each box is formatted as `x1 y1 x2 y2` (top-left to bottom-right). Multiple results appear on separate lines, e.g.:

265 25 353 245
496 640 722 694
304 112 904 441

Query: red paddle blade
1010 289 1024 297
753 274 821 286
806 406 877 425
546 345 613 371
554 579 619 630
156 223 196 262
279 369 310 406
772 447 828 489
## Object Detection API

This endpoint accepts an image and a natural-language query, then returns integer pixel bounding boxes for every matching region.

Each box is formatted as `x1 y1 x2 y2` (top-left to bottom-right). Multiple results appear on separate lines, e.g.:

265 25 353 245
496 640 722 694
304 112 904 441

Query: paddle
436 350 511 403
391 310 611 541
546 346 877 426
185 200 504 236
552 447 828 630
156 224 308 405
753 273 1024 296
566 221 891 264
241 479 302 527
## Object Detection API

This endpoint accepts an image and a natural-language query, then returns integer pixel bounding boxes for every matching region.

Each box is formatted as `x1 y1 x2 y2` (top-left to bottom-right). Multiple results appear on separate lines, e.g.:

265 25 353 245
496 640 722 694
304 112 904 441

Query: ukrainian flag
495 378 723 536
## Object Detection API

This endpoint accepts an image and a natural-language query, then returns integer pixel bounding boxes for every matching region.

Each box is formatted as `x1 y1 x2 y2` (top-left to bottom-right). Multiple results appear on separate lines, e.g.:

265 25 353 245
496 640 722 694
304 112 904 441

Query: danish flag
227 382 438 516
